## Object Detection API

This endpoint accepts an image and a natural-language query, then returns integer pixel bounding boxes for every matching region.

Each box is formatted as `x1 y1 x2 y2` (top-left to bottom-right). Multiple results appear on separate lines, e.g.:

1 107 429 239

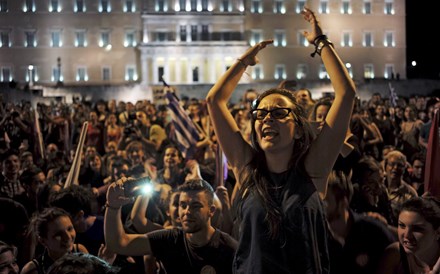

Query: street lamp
28 65 34 87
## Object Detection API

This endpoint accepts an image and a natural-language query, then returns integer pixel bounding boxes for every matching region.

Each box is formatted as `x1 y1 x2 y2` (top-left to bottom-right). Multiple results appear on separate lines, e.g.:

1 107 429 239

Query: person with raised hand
206 7 356 274
104 178 237 274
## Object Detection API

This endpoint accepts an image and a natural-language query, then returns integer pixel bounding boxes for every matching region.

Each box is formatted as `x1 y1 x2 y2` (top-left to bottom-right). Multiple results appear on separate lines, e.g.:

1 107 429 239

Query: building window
384 0 394 15
201 0 208 11
364 64 374 79
296 64 307 79
341 32 352 47
346 63 353 78
274 30 286 47
155 0 166 12
124 30 136 47
363 32 373 47
1 67 11 82
384 64 394 79
341 0 351 14
251 0 262 13
191 25 197 41
221 0 230 12
180 25 187 42
99 0 111 12
319 0 329 14
201 25 209 41
155 32 168 42
178 0 185 11
0 0 8 12
75 30 87 47
25 31 37 47
384 31 394 47
319 64 329 79
0 31 10 47
51 30 62 47
99 31 111 47
252 65 263 80
102 67 111 81
192 67 199 82
75 0 85 12
274 0 285 14
363 0 371 14
296 0 305 13
124 0 135 12
250 30 262 46
298 31 308 46
51 66 62 82
23 0 35 12
274 64 286 80
76 67 88 81
125 66 137 81
49 0 61 12
190 0 197 11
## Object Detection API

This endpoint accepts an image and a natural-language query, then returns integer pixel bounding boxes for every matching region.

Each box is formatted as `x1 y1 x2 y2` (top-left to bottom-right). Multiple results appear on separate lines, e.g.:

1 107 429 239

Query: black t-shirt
75 215 105 256
147 227 237 274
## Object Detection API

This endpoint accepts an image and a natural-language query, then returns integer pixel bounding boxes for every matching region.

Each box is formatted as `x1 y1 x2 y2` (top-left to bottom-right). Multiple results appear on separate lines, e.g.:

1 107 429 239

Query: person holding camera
104 178 237 274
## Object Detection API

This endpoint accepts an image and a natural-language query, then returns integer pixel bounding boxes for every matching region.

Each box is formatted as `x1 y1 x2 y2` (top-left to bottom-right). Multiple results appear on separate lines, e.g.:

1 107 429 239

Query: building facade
0 0 406 101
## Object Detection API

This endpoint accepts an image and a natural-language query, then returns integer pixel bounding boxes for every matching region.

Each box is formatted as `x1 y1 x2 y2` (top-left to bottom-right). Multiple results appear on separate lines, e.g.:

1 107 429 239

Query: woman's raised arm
206 40 273 171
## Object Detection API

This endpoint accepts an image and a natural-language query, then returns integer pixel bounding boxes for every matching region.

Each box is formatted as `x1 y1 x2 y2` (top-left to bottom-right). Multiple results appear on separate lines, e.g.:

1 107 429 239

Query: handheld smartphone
124 176 153 197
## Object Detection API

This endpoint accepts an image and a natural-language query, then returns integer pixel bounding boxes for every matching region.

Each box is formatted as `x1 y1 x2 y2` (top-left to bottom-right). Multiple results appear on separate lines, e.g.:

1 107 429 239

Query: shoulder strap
32 259 44 274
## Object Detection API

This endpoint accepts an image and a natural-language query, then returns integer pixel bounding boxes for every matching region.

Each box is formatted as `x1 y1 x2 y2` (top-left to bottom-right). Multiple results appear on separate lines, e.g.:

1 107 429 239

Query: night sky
406 0 440 79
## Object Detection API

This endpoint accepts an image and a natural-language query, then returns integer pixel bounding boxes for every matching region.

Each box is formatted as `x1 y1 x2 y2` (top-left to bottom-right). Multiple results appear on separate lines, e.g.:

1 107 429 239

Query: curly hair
399 196 440 230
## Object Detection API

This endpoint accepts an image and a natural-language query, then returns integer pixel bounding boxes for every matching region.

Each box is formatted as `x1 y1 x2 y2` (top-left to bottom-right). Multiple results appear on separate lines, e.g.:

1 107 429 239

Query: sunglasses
251 108 293 120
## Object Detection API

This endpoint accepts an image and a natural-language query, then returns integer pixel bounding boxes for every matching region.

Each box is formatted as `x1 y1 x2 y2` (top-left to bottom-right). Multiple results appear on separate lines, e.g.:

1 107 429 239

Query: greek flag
165 90 199 159
388 82 398 107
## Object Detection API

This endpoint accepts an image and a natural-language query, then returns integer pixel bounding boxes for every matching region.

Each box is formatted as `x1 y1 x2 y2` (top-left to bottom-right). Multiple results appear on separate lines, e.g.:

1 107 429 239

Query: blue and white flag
165 90 199 159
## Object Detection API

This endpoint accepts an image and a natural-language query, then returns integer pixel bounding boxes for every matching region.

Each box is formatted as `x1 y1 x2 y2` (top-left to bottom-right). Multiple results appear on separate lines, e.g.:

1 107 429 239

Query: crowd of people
1 7 440 274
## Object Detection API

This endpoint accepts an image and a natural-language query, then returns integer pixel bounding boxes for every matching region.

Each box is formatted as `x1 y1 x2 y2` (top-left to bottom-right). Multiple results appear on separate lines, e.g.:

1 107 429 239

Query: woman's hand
238 40 274 67
301 7 324 44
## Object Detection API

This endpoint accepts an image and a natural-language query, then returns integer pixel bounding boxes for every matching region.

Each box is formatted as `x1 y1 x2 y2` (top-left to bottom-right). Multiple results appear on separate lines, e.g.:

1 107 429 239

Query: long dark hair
237 88 316 239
